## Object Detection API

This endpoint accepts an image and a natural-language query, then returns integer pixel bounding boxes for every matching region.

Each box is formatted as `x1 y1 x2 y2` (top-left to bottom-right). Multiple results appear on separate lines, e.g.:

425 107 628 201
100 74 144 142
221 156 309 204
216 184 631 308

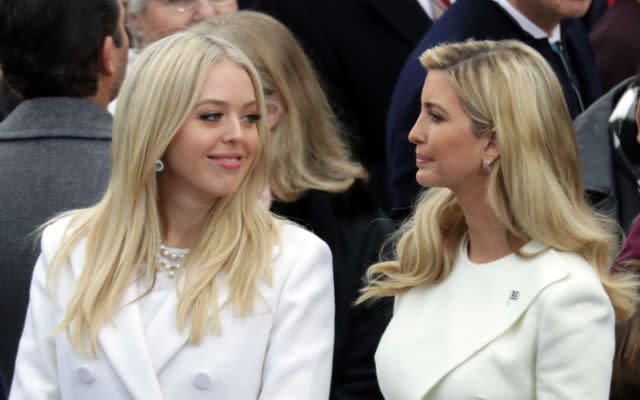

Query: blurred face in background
512 0 591 33
129 0 238 47
535 0 592 19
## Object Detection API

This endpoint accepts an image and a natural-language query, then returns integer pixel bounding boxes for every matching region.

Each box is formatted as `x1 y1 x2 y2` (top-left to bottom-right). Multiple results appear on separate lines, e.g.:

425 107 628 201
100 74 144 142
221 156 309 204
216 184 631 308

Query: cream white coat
375 240 616 400
10 217 335 400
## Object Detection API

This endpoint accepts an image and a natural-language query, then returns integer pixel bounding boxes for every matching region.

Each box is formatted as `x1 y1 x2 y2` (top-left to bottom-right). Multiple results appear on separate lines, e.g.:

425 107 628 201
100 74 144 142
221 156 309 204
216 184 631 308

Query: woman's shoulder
546 248 602 282
276 220 331 255
270 221 333 290
40 214 75 253
534 247 612 312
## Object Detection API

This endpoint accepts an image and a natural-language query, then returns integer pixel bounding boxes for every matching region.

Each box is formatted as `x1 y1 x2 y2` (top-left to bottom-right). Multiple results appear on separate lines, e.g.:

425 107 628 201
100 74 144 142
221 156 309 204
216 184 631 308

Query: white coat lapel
379 243 570 399
145 277 231 373
68 243 164 399
146 243 280 372
98 284 164 399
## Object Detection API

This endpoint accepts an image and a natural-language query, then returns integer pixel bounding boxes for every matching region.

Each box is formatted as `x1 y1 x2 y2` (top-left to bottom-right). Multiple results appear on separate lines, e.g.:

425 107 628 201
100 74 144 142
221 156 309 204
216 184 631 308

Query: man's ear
483 131 500 164
98 36 116 76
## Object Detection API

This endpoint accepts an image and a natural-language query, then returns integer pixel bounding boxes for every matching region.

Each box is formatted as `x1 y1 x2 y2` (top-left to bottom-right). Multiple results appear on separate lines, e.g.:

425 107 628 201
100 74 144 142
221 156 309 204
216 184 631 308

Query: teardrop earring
154 159 165 172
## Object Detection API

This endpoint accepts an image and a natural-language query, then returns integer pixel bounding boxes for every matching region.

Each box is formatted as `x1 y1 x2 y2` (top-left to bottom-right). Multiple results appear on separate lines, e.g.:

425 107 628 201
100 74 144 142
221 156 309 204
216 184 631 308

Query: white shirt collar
417 0 435 20
493 0 561 43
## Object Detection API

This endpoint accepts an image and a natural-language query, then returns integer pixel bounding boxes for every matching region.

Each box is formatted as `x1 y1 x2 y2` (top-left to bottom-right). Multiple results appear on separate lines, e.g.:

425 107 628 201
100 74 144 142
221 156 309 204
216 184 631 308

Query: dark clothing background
271 181 393 400
0 98 112 391
386 0 602 220
574 78 640 233
580 0 609 32
242 0 432 212
591 0 640 92
611 217 640 400
617 218 640 265
0 80 20 122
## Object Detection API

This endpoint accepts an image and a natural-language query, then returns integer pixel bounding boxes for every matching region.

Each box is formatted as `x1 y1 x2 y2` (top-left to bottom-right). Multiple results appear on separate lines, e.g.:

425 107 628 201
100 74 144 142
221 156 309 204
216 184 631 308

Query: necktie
550 41 585 113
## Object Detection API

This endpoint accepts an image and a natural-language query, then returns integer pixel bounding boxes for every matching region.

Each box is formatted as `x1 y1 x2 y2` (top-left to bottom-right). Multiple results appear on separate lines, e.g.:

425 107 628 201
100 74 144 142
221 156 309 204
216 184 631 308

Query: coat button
76 365 95 384
192 371 212 390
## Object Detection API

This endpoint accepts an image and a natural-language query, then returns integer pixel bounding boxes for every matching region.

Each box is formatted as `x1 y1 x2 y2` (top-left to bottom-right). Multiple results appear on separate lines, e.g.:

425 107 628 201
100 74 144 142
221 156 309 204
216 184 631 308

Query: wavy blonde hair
45 30 278 354
359 40 638 322
194 11 367 202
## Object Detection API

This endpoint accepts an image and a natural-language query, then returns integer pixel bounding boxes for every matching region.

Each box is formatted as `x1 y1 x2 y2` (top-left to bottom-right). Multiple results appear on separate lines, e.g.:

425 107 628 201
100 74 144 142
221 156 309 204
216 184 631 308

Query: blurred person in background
610 74 640 400
575 74 640 233
196 11 394 400
0 0 128 390
127 0 237 48
244 0 433 212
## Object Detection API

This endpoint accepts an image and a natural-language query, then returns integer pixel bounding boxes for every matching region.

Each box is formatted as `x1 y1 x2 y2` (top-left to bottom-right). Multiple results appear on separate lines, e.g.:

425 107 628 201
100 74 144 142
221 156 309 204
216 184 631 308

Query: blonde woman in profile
358 40 639 400
9 30 334 399
195 12 394 399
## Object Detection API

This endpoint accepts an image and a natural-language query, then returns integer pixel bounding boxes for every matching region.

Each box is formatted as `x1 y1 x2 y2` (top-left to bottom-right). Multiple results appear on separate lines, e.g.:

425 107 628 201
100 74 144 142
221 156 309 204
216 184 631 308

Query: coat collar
68 239 281 398
376 241 570 399
0 97 112 141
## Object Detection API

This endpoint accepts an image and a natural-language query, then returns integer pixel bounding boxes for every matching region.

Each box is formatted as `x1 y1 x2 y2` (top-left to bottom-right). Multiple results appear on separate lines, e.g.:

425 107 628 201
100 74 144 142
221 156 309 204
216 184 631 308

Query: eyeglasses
159 0 235 13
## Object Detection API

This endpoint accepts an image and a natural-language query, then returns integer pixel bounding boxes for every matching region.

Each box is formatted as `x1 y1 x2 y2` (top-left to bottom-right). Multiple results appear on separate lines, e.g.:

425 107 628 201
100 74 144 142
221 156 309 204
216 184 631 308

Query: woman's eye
428 112 444 123
243 114 261 124
200 112 223 122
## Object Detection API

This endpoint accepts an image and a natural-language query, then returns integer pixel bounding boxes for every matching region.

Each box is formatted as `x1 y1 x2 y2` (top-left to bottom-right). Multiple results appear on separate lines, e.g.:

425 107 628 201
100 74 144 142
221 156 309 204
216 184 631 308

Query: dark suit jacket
242 0 431 212
271 181 394 400
0 97 112 391
386 0 602 220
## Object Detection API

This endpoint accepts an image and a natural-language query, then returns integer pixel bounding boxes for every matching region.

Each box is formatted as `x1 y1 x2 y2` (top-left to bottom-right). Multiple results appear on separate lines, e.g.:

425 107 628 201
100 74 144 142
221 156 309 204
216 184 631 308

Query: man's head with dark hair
0 0 128 101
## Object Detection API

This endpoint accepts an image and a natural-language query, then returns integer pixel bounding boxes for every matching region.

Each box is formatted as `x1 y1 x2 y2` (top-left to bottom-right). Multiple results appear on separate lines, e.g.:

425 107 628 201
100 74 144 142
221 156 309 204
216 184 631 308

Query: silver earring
481 159 491 175
154 159 164 172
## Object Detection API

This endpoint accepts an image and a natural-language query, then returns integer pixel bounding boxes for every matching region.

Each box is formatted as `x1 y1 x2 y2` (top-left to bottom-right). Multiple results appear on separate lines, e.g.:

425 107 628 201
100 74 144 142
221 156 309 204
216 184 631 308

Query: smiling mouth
207 155 243 170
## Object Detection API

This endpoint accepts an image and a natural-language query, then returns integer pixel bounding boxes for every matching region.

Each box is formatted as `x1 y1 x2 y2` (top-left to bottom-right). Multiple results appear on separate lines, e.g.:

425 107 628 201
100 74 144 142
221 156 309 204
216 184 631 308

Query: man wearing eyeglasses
128 0 237 47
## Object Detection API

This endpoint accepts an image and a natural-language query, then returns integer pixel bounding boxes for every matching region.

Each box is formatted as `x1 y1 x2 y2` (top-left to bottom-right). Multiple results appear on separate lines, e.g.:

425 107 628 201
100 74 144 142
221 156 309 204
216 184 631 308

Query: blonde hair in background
45 30 278 355
194 11 367 202
359 39 638 322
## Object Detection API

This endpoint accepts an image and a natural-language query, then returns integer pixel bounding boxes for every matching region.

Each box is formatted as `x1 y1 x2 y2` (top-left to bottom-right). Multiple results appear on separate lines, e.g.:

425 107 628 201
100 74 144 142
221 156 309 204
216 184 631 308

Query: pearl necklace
157 244 189 278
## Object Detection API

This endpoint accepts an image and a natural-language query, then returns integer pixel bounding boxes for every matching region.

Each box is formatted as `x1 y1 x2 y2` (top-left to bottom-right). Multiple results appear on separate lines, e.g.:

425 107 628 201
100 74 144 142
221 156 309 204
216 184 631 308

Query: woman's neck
158 189 216 249
454 185 524 264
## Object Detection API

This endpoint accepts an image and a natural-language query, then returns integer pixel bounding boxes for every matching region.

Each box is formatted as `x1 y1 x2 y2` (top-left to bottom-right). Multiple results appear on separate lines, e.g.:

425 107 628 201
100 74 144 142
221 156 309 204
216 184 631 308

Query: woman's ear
483 131 500 164
266 92 285 131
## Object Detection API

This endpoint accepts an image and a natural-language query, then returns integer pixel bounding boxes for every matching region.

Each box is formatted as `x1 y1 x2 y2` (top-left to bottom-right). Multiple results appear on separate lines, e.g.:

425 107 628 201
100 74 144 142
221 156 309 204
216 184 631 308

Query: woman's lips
207 154 243 170
416 154 432 166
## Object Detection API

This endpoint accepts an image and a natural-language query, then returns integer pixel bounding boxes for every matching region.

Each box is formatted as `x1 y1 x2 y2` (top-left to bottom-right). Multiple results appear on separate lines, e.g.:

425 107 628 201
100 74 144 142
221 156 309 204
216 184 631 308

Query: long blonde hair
46 31 278 354
194 11 367 202
359 40 638 322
